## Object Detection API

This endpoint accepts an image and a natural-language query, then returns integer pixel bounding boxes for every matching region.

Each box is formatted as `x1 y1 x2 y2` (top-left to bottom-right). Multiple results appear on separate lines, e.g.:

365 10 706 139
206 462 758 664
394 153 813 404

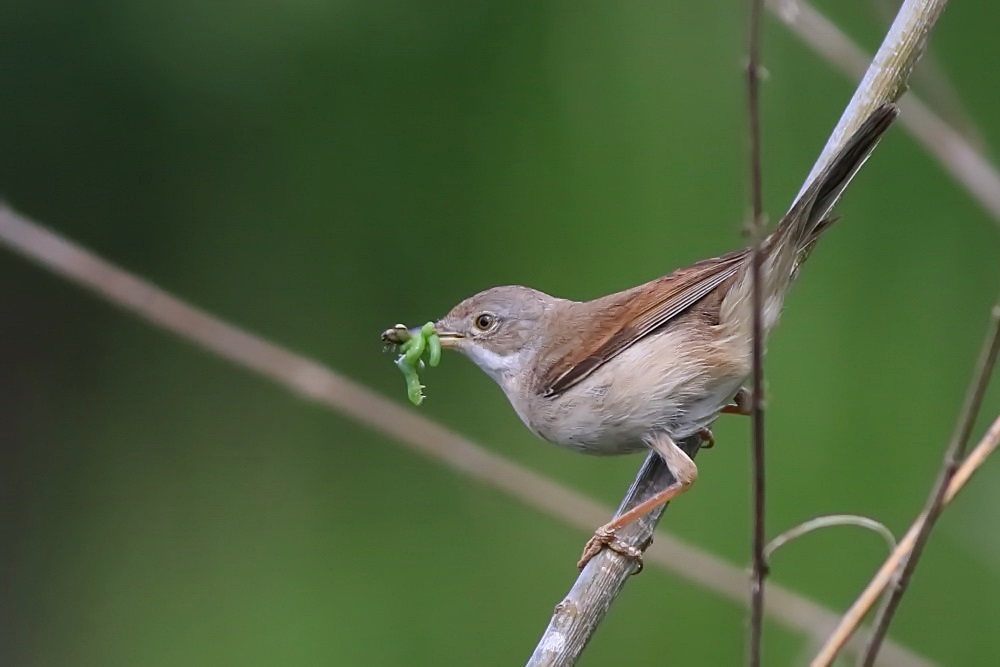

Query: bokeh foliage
2 1 999 665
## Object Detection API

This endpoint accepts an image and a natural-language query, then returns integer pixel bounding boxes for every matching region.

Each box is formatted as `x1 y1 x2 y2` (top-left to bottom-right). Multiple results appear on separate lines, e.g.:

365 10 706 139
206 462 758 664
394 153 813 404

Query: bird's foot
720 387 752 415
578 526 644 573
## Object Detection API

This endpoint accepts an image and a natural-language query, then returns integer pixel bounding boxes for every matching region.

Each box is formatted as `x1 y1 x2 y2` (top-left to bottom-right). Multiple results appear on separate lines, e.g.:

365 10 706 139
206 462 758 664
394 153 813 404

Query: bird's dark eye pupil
476 314 494 330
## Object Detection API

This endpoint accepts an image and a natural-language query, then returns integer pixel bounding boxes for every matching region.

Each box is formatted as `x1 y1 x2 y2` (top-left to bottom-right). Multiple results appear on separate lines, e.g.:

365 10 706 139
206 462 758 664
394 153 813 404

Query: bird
391 103 898 568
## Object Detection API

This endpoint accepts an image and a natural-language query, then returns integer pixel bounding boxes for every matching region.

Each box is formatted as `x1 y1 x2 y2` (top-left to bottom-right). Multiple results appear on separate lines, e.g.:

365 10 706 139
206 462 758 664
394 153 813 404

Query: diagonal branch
778 0 949 197
871 0 986 150
769 0 1000 230
525 441 699 667
861 298 1000 660
840 298 1000 666
811 412 1000 666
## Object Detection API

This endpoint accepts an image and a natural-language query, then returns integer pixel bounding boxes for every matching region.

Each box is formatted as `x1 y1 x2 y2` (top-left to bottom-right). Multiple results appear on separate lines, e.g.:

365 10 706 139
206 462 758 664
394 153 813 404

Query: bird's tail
724 103 899 334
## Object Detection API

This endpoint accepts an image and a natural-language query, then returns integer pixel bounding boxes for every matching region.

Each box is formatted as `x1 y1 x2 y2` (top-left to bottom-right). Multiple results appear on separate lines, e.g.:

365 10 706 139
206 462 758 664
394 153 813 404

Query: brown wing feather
540 106 899 400
542 249 748 397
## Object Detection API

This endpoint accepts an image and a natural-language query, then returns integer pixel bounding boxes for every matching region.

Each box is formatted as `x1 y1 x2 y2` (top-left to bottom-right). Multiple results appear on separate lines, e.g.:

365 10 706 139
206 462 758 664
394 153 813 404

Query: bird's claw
578 526 644 574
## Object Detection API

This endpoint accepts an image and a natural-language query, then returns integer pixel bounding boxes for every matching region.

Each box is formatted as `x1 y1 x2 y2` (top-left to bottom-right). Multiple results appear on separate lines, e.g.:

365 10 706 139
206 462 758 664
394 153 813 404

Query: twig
745 0 769 664
769 0 1000 231
526 440 699 667
857 300 1000 665
811 413 1000 666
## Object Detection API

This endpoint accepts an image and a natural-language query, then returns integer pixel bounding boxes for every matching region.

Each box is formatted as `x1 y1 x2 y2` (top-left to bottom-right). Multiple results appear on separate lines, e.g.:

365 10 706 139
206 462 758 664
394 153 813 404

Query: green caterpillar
387 322 441 405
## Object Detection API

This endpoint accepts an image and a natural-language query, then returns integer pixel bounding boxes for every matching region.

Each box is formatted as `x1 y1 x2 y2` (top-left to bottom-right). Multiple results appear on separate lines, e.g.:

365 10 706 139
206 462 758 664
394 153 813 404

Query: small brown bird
396 104 898 568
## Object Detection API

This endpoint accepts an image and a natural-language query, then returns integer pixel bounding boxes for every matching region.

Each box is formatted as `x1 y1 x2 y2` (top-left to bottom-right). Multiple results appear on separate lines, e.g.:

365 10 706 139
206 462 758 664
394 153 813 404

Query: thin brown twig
858 299 1000 665
745 0 769 664
811 413 1000 666
0 205 934 667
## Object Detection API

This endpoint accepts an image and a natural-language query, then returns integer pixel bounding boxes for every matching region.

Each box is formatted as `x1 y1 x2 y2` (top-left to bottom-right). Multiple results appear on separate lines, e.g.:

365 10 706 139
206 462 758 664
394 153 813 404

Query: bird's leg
720 387 752 415
696 388 751 451
578 431 698 571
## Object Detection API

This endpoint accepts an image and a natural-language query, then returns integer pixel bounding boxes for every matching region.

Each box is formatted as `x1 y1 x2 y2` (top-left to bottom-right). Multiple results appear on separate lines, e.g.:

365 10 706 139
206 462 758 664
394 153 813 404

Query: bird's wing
542 250 747 398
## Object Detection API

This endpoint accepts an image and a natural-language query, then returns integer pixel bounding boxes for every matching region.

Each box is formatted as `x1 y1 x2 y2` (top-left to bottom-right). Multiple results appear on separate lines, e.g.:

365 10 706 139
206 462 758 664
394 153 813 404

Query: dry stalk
860 299 1000 661
811 413 1000 666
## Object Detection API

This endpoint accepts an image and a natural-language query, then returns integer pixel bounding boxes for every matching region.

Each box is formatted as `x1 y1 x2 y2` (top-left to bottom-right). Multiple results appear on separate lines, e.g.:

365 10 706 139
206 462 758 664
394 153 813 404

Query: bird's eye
473 313 496 331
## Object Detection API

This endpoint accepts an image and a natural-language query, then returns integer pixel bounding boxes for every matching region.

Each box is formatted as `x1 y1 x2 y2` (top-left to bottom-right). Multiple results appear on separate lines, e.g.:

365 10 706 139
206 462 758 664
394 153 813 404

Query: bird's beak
432 323 464 349
380 322 463 348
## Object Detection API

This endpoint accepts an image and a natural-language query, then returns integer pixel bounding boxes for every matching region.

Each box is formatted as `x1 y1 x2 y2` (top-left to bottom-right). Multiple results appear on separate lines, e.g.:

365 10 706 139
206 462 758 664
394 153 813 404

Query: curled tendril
382 321 441 405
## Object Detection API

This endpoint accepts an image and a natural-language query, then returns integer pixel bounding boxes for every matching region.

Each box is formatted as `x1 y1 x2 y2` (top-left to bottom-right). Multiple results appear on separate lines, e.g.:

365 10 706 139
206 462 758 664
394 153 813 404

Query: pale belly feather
507 325 749 455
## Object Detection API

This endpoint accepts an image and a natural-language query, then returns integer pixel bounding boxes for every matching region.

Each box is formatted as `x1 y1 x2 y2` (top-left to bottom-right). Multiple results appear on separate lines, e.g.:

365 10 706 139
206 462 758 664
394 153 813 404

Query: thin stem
764 514 897 562
858 299 1000 665
746 0 769 664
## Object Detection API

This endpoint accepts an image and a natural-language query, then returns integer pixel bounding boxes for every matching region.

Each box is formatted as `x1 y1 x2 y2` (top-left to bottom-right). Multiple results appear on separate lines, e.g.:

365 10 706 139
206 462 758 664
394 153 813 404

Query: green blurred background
2 1 998 665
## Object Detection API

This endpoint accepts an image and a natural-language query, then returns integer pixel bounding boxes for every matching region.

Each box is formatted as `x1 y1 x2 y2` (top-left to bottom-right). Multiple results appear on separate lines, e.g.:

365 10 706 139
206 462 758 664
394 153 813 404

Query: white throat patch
463 344 526 386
